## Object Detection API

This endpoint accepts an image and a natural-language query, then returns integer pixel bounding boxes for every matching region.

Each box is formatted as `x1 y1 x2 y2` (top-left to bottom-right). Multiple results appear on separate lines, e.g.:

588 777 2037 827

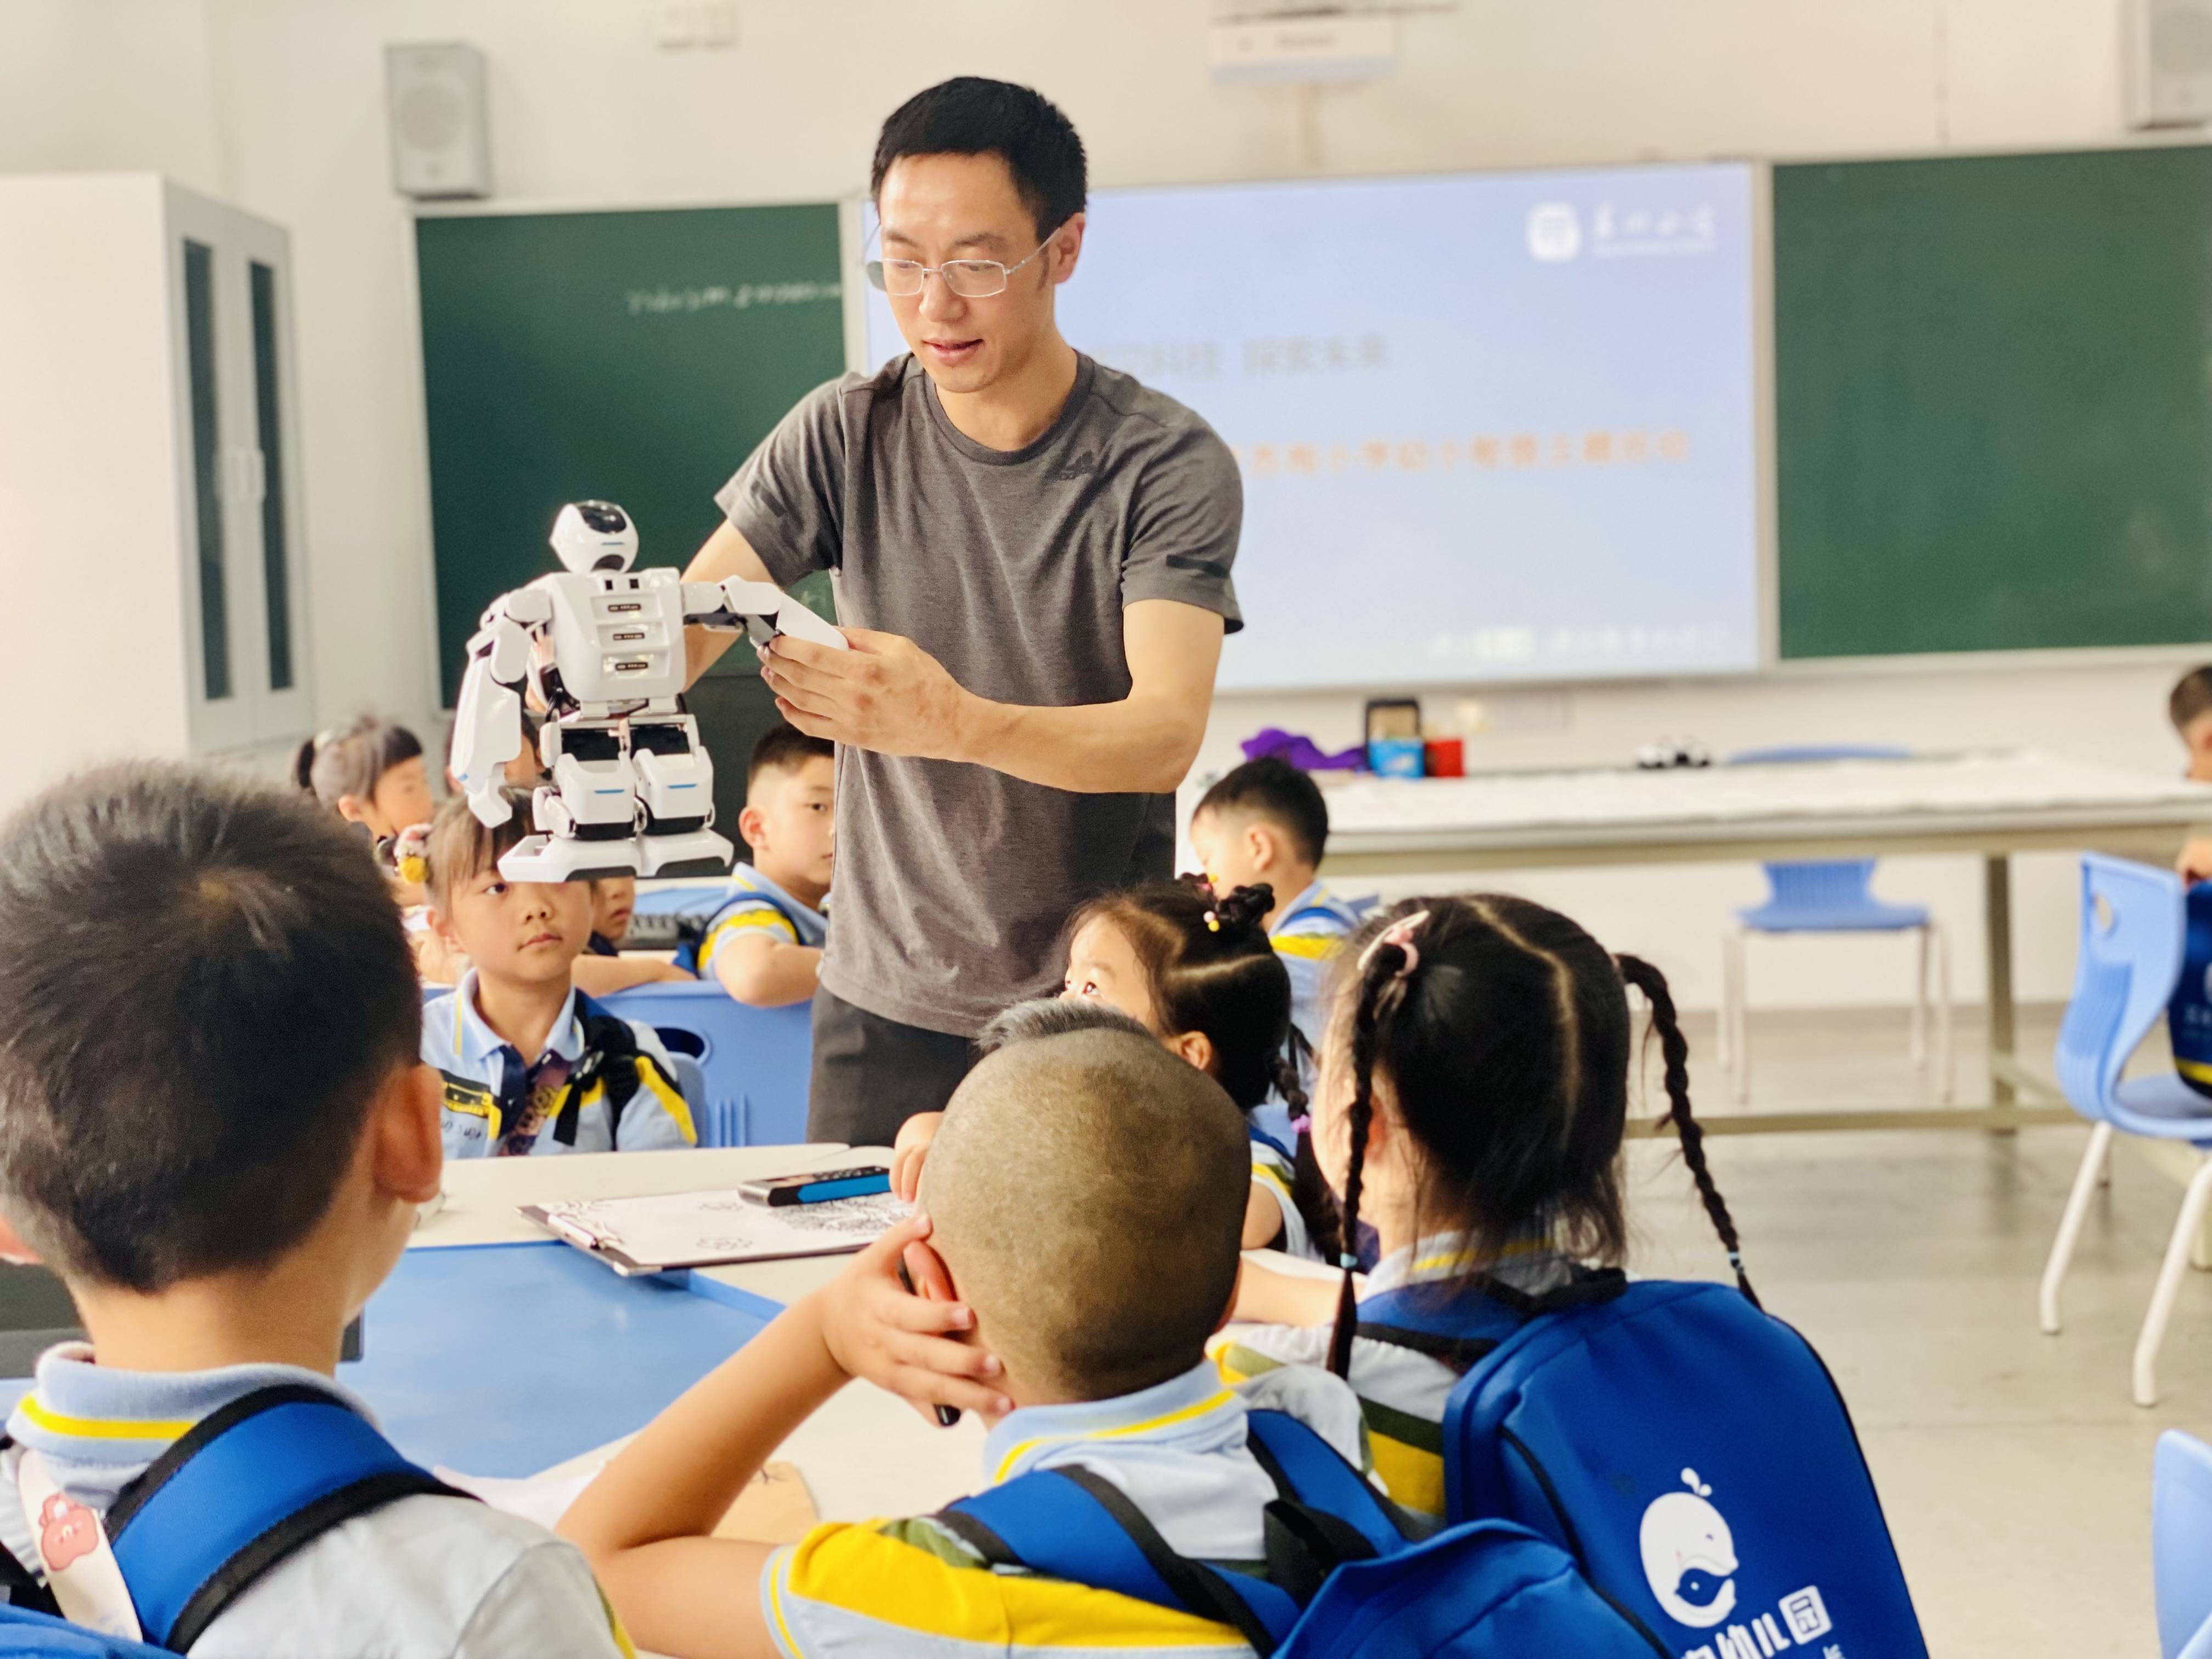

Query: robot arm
451 588 554 826
683 579 848 653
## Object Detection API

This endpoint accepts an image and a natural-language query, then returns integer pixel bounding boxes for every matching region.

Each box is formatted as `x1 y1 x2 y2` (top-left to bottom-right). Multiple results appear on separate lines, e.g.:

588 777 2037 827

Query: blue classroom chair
2037 854 2212 1406
1718 745 1952 1103
602 980 814 1148
2158 1431 2212 1658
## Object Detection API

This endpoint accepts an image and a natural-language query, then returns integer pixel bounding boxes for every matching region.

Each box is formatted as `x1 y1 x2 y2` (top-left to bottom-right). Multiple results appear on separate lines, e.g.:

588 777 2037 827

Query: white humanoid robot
450 499 846 883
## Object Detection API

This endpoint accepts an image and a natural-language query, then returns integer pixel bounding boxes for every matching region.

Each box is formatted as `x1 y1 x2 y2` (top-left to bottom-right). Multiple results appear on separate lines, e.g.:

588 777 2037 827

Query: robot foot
498 833 644 884
639 828 736 879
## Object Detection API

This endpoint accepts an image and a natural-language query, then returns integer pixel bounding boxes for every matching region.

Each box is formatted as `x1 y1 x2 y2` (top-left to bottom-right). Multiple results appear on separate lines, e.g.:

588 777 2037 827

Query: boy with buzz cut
562 1026 1369 1658
0 764 630 1655
699 723 833 1007
1189 756 1362 1048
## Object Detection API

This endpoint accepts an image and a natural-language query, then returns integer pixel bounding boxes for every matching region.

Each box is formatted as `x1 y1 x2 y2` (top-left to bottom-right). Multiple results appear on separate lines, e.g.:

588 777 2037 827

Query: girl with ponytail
889 880 1340 1260
1215 893 1753 1523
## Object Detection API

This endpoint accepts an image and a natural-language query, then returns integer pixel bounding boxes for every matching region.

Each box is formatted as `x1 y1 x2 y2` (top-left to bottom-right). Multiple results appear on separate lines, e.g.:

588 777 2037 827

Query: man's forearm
952 692 1206 794
680 521 779 688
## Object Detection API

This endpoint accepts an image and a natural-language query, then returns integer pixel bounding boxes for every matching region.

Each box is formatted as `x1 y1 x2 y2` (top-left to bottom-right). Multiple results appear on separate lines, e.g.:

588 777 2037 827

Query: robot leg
631 715 735 878
496 719 646 883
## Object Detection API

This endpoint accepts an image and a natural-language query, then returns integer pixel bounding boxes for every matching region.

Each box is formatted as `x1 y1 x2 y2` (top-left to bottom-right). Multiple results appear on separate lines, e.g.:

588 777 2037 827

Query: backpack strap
944 1468 1302 1655
558 997 647 1148
0 1440 60 1622
1242 1410 1418 1558
103 1384 463 1652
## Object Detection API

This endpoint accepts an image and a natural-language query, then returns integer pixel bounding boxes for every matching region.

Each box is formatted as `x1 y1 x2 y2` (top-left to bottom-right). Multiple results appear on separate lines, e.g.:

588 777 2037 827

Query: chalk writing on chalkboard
627 281 842 317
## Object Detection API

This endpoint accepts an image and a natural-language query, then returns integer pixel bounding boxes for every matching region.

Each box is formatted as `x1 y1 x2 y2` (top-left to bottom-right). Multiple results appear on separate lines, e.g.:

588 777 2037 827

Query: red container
1424 737 1465 778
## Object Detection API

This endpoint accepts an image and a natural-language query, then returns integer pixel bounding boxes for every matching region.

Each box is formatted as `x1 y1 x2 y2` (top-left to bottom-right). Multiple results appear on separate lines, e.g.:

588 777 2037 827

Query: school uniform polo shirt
759 1359 1368 1657
1268 881 1363 1048
422 972 695 1159
1245 1131 1318 1262
0 1345 630 1657
696 863 828 975
1213 1232 1571 1523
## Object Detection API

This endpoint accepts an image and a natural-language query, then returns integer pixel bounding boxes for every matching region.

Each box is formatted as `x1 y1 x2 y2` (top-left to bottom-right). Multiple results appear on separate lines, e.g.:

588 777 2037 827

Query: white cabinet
0 174 312 805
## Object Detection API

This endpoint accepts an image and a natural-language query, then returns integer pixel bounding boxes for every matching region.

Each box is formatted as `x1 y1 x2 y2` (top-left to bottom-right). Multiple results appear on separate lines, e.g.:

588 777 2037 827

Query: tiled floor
1632 1004 2208 1656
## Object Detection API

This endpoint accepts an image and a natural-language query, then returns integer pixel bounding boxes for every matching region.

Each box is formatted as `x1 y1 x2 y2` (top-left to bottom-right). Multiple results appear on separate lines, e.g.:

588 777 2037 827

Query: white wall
3 0 2186 1008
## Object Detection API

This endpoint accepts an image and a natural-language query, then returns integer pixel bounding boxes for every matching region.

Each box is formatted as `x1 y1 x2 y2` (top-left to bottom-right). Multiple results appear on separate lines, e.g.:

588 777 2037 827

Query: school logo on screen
1526 202 1582 262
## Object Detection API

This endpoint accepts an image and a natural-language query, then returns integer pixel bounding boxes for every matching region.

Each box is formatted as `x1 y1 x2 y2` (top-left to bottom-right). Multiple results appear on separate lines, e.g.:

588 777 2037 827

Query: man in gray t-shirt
684 78 1242 1144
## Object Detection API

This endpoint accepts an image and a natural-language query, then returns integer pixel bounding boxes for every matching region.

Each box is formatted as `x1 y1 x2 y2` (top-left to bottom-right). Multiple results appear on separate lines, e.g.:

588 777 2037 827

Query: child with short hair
698 724 833 1007
2174 667 2212 783
569 876 695 996
0 763 631 1655
1216 895 1746 1525
1190 758 1362 1047
892 883 1336 1260
419 793 697 1158
561 1026 1365 1658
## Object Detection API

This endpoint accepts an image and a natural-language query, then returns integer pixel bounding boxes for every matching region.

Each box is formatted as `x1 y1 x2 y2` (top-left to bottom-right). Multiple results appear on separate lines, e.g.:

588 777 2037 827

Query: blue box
1367 738 1426 778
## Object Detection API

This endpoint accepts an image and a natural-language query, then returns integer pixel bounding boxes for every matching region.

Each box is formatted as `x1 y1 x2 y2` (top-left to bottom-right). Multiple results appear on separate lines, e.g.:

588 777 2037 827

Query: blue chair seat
1736 894 1929 933
2111 1074 2212 1147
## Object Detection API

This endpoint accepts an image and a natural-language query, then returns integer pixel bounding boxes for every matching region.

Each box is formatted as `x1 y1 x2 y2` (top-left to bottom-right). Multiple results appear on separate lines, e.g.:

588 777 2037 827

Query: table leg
1986 854 2016 1112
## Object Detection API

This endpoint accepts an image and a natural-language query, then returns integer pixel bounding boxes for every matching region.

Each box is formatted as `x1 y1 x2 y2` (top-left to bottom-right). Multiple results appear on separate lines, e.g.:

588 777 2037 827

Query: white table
1317 750 2212 1133
416 1148 988 1522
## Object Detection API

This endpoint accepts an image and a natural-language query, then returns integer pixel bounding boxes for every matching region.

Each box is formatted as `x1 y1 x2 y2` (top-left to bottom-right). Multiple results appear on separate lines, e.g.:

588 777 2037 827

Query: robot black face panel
576 500 630 535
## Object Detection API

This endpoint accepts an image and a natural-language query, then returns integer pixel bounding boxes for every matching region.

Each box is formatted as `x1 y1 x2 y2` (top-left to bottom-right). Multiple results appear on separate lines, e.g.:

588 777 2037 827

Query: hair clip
1358 910 1431 980
393 823 432 887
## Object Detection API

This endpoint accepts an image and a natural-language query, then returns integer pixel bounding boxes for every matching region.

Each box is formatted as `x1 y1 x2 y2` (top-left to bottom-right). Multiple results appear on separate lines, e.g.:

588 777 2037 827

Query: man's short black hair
871 77 1087 241
747 722 834 791
0 764 422 1291
2174 667 2212 732
1195 756 1330 868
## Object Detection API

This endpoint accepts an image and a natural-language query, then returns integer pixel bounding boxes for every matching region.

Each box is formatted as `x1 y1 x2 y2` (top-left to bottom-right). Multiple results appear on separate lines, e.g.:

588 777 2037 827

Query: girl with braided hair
1215 893 1753 1523
890 880 1340 1260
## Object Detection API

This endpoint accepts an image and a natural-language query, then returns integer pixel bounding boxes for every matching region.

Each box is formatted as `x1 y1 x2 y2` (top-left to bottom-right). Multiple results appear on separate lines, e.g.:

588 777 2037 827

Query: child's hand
890 1110 945 1201
814 1211 1010 1422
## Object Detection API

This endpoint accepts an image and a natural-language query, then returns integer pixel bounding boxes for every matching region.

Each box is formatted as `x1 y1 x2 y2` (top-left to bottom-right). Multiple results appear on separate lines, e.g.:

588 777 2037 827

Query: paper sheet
528 1187 911 1272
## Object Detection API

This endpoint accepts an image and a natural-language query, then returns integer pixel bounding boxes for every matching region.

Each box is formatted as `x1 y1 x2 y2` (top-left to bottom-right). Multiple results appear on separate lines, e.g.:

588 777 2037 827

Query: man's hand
762 629 974 761
812 1212 1009 1422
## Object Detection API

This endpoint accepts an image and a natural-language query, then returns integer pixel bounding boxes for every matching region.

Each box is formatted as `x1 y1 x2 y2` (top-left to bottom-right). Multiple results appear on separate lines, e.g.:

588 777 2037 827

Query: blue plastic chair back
2158 1431 2212 1658
1728 746 1925 933
602 981 814 1147
2055 855 2187 1128
628 884 735 919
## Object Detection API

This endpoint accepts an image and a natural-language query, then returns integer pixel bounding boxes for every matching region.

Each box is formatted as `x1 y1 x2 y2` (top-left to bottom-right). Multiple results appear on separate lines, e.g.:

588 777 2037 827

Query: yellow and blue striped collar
984 1359 1243 1487
450 969 585 1068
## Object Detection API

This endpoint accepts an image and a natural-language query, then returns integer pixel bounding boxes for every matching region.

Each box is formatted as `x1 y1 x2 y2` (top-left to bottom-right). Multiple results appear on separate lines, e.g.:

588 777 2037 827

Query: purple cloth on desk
1240 728 1367 771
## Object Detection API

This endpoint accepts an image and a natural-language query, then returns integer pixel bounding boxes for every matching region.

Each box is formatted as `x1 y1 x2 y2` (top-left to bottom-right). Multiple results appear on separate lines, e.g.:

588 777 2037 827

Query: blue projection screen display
864 162 1759 691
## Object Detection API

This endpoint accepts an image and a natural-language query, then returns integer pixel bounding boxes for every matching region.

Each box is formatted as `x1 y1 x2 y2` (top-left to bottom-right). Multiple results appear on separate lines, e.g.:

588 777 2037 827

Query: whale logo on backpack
1639 1469 1737 1629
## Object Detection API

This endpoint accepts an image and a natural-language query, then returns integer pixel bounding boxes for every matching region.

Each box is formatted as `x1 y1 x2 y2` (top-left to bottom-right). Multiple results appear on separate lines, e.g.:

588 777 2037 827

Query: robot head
550 500 639 573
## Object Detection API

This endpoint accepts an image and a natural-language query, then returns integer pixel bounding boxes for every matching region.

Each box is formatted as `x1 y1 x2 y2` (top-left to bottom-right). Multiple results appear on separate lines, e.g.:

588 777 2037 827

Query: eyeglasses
865 236 1053 299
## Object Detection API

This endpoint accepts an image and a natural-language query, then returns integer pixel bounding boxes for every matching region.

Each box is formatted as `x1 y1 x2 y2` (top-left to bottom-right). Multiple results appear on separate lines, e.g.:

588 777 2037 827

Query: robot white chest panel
538 567 689 708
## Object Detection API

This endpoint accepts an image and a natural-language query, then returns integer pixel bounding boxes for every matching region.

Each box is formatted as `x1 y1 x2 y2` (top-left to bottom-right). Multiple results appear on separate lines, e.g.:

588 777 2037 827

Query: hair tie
1358 909 1431 980
1338 1252 1360 1271
1204 909 1220 933
392 822 432 887
1288 1114 1312 1135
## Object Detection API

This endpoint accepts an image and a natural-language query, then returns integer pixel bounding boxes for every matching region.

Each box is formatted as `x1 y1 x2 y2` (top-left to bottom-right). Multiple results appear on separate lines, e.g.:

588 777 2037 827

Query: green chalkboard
415 204 846 706
1775 146 2212 659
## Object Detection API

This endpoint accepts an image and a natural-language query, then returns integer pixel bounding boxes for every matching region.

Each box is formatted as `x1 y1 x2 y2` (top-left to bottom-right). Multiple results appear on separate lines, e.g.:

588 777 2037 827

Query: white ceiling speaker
2126 0 2212 128
385 42 492 200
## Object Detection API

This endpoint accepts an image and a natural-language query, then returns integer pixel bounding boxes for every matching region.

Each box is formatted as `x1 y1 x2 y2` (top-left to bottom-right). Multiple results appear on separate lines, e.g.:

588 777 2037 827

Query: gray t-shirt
715 353 1242 1035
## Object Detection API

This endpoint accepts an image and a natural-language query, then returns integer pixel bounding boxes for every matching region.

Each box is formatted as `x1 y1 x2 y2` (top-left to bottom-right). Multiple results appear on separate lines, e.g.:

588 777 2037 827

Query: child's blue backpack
2170 881 2212 1097
1359 1270 1928 1658
0 1384 461 1655
935 1408 1662 1656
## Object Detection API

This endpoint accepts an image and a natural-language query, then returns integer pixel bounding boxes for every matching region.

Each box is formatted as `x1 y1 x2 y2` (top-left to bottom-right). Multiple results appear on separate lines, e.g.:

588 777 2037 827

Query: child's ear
335 794 369 826
370 1063 443 1205
737 803 768 853
902 1237 960 1306
1167 1029 1217 1077
1245 822 1276 874
0 1211 42 1266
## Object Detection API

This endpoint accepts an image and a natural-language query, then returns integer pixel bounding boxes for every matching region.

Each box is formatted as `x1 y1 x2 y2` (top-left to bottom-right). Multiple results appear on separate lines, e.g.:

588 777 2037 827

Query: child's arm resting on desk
710 932 822 1007
559 1214 1008 1659
572 953 694 996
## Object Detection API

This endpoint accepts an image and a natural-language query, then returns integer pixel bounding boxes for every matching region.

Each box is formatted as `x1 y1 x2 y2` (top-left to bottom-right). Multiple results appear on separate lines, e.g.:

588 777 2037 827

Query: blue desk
340 1242 770 1476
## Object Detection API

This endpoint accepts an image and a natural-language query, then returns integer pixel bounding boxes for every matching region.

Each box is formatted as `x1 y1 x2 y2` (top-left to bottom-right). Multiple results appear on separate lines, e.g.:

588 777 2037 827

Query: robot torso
537 567 690 709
